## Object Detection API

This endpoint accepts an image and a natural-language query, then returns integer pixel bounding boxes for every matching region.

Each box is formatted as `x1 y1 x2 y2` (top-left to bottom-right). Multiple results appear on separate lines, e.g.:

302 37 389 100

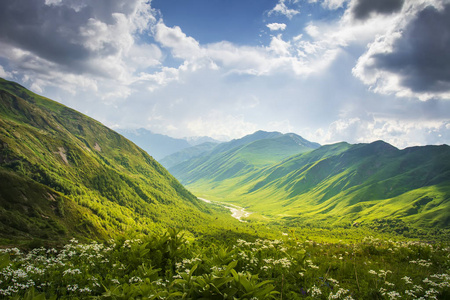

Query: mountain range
117 128 220 160
1 76 449 246
0 78 236 244
167 131 450 230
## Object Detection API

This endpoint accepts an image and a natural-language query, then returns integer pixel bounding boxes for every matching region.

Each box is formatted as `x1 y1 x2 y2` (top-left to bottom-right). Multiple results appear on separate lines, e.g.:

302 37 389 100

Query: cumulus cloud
353 1 450 100
266 23 287 31
268 0 300 19
315 117 450 148
154 22 202 60
322 0 348 10
0 0 159 94
152 21 339 78
350 0 405 20
0 65 13 79
0 0 448 147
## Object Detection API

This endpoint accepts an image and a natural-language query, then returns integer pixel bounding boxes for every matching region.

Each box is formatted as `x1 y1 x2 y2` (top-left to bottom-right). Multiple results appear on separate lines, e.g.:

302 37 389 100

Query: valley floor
198 197 252 222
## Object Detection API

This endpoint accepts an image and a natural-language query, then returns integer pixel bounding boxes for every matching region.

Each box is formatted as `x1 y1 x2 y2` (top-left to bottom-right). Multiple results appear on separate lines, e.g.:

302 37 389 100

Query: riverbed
198 197 251 222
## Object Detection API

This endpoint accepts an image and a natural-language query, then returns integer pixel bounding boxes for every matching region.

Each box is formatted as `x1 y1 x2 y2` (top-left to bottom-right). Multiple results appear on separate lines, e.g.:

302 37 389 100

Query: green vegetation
0 77 449 299
1 229 449 299
0 78 248 245
170 135 450 234
169 131 319 185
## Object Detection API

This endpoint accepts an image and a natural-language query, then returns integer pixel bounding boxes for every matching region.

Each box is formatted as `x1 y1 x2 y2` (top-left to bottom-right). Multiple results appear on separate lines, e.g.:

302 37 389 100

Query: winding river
198 198 251 222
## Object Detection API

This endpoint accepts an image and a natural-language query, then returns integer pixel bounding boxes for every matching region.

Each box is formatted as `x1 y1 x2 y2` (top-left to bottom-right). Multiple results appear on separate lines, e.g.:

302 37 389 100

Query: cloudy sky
1 0 450 148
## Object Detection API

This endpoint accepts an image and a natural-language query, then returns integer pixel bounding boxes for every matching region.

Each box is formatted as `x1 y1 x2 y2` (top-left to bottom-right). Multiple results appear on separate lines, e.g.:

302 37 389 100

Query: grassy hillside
177 137 450 231
0 78 248 245
169 131 320 185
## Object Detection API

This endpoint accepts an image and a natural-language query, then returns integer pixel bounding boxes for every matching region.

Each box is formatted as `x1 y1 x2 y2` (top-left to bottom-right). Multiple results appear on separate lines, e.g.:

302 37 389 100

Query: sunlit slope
169 131 320 185
183 140 450 228
0 78 223 243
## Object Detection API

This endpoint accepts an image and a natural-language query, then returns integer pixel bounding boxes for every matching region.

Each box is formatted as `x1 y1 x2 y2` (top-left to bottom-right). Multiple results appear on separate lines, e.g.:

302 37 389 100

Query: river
198 198 251 222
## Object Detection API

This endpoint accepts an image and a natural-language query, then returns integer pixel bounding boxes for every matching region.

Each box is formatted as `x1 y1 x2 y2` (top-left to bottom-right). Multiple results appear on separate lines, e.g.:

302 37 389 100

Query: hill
171 134 450 230
168 130 320 185
0 78 237 245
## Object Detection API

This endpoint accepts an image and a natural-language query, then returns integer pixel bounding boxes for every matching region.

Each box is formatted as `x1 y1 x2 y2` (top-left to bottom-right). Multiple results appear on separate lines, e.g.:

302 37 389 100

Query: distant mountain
0 78 224 244
117 128 223 161
184 136 222 146
179 137 450 229
117 128 191 160
160 142 219 169
168 130 320 185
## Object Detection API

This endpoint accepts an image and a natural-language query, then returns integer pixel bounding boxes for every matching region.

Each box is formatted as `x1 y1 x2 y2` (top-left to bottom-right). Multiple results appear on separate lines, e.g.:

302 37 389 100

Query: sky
0 0 450 148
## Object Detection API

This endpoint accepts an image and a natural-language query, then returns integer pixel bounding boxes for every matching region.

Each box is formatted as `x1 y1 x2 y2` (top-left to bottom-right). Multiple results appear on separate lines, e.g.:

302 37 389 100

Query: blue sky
0 0 449 148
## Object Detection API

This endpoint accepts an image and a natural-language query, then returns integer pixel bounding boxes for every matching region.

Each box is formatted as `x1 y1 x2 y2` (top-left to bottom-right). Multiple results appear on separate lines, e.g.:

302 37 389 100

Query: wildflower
424 288 439 299
79 287 92 293
327 277 339 285
401 276 412 284
308 285 322 297
129 276 143 283
328 288 349 299
63 268 82 276
387 290 401 299
67 284 79 292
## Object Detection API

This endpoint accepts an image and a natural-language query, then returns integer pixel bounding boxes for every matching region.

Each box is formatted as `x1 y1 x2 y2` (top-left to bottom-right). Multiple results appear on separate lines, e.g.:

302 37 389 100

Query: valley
0 78 448 299
198 197 252 222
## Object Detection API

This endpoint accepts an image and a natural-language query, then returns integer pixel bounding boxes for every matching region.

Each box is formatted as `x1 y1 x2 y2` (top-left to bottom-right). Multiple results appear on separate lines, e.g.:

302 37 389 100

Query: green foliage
174 138 450 231
0 230 449 299
0 78 240 244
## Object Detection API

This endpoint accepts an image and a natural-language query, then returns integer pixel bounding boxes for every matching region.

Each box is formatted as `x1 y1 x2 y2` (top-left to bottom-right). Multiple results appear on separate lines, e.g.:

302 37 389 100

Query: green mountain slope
0 78 230 244
178 138 450 229
168 130 320 185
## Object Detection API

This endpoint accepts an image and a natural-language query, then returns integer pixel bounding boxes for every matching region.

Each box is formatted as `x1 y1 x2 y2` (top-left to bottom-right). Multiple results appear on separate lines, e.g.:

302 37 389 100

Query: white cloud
266 23 287 31
305 24 320 38
322 0 348 10
186 111 258 140
154 22 203 60
0 0 159 99
1 0 449 148
313 117 450 148
268 0 300 19
0 65 12 79
352 0 450 101
269 35 292 56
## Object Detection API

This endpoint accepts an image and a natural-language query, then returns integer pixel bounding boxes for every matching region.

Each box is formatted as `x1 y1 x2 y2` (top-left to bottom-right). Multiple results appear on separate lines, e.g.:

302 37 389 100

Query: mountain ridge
0 78 235 244
170 133 450 229
168 130 321 185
